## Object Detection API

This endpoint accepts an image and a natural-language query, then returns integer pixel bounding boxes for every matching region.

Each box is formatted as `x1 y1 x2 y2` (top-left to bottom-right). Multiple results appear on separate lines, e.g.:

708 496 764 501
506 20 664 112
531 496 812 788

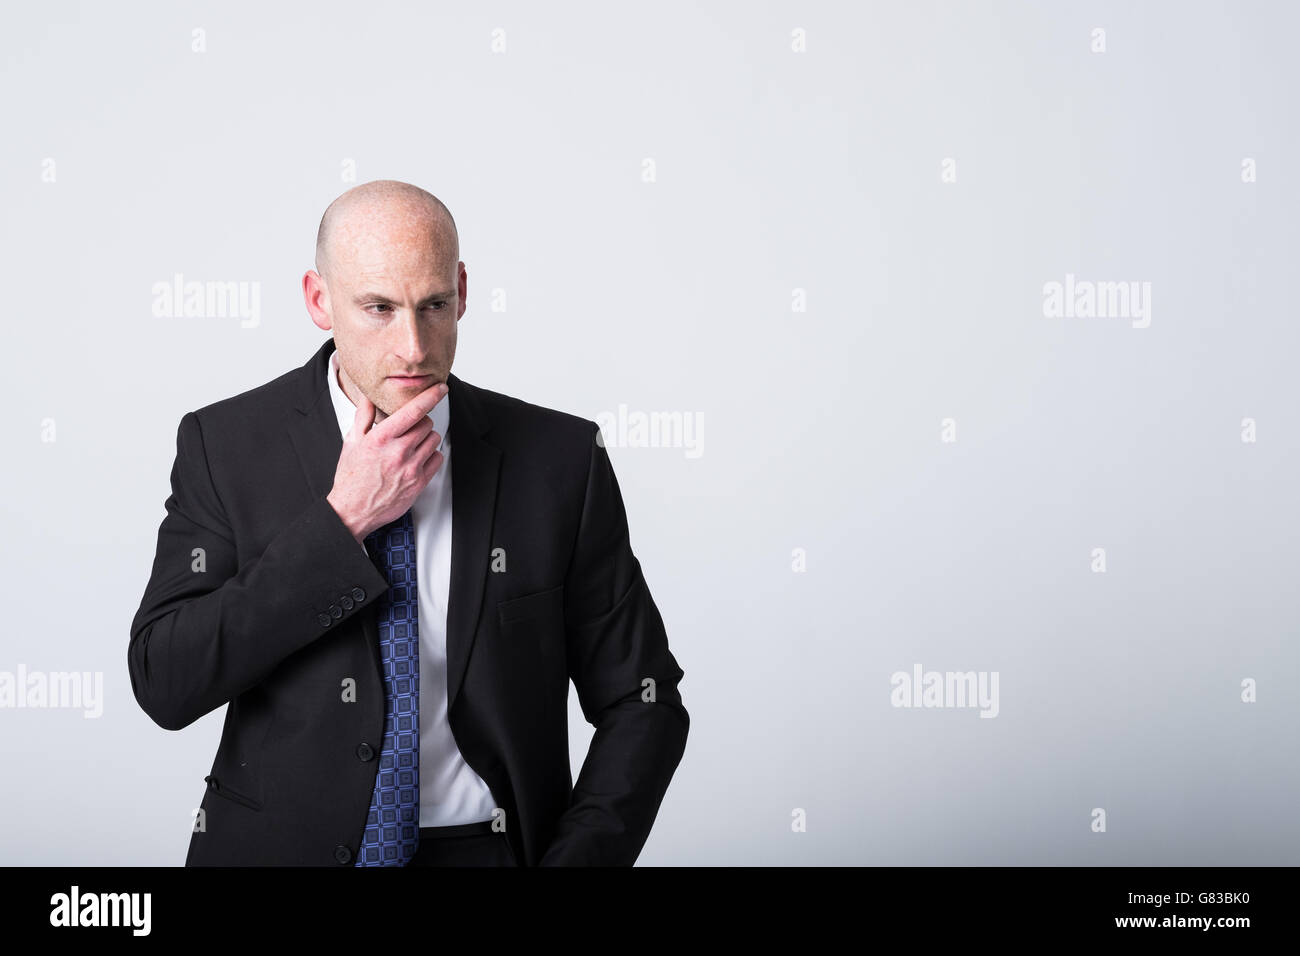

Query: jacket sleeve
538 423 690 866
128 410 391 731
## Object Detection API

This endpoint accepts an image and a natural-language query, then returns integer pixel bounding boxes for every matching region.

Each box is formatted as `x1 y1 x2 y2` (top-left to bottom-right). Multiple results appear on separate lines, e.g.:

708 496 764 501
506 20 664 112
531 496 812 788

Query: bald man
129 180 689 867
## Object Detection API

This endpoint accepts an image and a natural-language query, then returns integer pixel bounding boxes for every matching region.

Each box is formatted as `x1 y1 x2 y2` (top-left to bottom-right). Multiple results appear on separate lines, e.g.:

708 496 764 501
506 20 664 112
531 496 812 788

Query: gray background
1 0 1296 865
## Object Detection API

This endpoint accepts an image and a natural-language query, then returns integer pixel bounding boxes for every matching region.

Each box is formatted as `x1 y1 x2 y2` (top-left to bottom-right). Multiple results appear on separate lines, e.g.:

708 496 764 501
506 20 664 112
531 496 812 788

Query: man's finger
374 381 447 438
352 390 377 439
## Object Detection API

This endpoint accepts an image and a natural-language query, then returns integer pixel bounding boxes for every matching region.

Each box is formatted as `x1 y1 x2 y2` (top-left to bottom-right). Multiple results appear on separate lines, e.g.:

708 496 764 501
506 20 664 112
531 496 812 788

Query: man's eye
366 303 445 313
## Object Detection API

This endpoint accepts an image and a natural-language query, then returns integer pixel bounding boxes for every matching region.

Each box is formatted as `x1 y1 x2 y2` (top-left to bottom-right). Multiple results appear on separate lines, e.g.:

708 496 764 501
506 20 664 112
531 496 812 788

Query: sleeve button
318 613 332 628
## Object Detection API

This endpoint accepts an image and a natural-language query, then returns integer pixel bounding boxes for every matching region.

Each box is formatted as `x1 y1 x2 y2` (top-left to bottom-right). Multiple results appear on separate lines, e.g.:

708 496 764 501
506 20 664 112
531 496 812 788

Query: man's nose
393 310 429 365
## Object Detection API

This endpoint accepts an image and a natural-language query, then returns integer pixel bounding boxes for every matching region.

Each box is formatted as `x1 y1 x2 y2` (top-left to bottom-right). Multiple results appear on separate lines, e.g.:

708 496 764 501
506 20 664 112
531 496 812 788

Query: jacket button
318 613 332 628
329 604 342 619
340 595 355 610
352 587 366 602
356 743 375 761
333 844 352 864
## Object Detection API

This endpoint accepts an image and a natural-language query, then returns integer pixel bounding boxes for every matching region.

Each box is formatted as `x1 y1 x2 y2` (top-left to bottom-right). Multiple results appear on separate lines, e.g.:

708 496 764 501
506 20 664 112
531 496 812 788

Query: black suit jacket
128 337 689 866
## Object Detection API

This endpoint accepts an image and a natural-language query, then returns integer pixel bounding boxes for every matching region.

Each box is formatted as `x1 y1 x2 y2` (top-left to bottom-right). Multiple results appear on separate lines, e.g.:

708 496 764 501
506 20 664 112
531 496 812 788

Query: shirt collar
327 347 450 447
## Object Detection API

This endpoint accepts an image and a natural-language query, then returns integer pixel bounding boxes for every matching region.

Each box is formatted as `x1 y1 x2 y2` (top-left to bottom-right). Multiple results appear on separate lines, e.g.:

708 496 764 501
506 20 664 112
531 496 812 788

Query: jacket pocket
498 584 564 626
204 774 263 812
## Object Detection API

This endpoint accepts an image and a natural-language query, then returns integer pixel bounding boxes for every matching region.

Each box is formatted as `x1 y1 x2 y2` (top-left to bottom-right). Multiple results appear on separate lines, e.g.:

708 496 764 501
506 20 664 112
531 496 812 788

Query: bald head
314 180 458 282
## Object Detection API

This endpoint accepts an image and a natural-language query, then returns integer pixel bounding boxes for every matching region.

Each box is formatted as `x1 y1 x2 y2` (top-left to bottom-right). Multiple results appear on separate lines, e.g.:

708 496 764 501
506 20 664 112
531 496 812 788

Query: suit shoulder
461 378 597 446
458 379 602 498
185 362 306 437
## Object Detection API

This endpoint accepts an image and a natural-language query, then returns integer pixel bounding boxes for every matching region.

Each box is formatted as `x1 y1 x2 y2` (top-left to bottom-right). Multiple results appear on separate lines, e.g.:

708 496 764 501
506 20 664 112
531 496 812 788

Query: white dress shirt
326 349 498 826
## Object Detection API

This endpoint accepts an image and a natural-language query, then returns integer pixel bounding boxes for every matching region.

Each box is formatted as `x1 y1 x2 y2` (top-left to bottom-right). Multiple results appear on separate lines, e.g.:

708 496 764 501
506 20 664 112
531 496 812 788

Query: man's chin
374 383 435 417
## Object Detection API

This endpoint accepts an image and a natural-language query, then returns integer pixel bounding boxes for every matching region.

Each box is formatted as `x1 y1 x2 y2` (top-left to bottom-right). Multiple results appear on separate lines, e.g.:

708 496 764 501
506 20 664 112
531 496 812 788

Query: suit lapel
284 337 500 712
444 372 501 712
285 338 344 500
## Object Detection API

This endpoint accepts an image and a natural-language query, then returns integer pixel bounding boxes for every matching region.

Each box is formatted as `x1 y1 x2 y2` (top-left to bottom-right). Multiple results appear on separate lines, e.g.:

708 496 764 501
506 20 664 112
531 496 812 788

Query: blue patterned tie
355 510 421 866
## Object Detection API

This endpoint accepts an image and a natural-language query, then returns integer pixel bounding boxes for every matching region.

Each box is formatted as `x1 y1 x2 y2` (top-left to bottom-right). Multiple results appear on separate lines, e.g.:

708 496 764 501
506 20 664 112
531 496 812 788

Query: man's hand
326 381 447 543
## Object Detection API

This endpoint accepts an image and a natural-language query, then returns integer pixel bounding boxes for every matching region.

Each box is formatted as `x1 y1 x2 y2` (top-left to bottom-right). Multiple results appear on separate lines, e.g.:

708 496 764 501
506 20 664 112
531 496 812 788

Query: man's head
303 180 466 420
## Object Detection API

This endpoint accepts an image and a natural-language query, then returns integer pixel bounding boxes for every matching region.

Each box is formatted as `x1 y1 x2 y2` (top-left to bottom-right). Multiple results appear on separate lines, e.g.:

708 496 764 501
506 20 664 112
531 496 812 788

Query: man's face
306 218 466 419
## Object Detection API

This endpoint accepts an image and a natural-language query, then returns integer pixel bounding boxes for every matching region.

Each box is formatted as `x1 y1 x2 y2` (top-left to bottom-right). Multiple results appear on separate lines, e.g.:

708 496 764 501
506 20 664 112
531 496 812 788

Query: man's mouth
388 374 434 387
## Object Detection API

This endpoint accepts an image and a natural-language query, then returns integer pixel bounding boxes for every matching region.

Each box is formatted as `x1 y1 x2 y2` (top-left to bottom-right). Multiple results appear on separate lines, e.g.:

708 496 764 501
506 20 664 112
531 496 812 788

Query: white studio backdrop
0 0 1296 864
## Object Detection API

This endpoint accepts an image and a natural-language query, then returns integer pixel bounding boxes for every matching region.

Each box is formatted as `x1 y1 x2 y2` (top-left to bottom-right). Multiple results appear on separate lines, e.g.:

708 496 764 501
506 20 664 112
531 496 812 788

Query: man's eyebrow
353 290 456 305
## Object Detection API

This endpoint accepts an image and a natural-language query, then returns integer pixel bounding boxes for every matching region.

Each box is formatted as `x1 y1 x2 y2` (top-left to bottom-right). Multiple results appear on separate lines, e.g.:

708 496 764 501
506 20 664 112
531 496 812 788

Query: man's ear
456 261 468 320
303 270 333 332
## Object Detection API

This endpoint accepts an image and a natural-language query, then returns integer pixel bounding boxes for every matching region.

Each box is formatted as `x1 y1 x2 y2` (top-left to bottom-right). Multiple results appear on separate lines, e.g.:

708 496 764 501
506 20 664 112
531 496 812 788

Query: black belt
418 820 496 839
